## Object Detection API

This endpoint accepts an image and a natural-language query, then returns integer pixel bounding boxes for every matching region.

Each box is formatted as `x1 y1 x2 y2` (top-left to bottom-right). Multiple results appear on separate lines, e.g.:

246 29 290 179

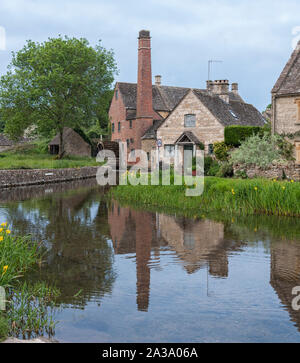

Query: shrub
204 156 213 175
207 161 220 176
230 133 284 168
216 162 234 178
213 141 230 161
224 125 261 147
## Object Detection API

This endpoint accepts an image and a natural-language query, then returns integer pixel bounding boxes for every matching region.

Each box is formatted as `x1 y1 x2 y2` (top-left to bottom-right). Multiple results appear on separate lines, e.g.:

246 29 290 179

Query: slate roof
272 41 300 95
175 131 201 144
117 82 265 140
193 90 266 127
49 127 88 146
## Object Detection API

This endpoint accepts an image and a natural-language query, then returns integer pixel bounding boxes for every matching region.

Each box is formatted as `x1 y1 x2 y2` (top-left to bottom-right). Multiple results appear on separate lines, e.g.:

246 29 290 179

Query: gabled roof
49 127 88 146
272 41 300 95
175 131 201 144
118 82 190 113
193 89 266 127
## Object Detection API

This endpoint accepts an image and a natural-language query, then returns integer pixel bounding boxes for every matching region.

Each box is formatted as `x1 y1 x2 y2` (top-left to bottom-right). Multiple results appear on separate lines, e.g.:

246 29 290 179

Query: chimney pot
231 83 238 93
155 75 161 86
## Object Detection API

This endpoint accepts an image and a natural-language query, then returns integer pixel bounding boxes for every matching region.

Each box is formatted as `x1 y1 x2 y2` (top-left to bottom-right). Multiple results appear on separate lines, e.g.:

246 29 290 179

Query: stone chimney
135 30 154 149
231 83 238 94
210 80 229 94
155 75 161 86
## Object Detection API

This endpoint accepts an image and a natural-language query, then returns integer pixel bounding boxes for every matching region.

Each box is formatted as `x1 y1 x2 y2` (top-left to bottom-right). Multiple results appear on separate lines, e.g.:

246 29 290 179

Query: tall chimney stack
135 30 154 150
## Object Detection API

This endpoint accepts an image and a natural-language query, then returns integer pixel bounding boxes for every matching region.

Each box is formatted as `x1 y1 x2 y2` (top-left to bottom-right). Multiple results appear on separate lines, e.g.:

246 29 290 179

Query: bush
216 162 234 178
204 156 213 175
230 133 284 168
213 141 230 161
224 125 261 147
207 161 220 176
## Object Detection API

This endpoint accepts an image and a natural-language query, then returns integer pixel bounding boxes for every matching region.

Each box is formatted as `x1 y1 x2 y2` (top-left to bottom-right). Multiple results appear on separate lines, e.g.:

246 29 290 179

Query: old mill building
109 30 265 161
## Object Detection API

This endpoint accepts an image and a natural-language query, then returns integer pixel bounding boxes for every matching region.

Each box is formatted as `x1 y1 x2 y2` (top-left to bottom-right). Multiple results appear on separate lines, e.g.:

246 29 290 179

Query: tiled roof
272 41 300 95
193 90 266 127
117 82 265 140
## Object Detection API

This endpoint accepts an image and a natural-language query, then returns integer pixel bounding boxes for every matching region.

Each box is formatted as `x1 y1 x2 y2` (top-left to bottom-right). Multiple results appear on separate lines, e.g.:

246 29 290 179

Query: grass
0 142 99 170
112 176 300 217
0 222 60 341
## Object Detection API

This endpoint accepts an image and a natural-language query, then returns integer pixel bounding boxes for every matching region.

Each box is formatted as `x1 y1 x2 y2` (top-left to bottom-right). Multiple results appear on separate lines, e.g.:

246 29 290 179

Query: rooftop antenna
208 60 223 80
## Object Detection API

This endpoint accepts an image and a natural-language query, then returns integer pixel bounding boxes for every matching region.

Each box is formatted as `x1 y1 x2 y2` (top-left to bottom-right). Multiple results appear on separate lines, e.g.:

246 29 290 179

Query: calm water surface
1 179 300 342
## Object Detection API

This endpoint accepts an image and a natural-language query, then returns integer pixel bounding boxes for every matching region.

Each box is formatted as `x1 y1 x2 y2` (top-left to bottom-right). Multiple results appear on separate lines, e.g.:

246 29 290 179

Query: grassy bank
112 176 300 217
0 143 98 170
0 223 60 341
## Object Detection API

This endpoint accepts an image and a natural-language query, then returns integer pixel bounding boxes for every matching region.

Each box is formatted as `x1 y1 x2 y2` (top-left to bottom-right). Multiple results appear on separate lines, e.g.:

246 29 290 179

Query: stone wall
0 166 99 188
274 96 300 134
156 90 224 160
233 162 300 181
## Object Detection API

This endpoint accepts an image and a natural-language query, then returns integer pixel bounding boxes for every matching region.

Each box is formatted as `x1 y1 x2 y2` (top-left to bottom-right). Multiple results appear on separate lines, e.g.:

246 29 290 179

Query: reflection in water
1 180 300 342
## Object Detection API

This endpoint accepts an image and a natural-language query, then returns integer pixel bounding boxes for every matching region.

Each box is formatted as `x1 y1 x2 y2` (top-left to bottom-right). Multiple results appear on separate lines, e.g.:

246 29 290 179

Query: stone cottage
109 30 266 163
271 40 300 164
49 127 91 157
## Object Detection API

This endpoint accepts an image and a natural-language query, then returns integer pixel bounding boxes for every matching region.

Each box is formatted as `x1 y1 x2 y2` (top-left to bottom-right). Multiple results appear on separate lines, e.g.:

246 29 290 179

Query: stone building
271 40 300 164
109 30 265 162
49 127 91 157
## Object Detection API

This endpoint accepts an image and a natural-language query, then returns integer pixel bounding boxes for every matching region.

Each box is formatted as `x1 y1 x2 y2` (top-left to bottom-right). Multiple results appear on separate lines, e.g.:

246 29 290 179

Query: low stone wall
233 162 300 181
0 166 99 189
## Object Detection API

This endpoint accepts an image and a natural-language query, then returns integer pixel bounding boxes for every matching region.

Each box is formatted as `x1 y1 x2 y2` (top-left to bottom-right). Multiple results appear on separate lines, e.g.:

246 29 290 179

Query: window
130 138 134 144
184 114 196 127
112 123 115 133
129 120 132 129
164 144 175 157
118 122 121 132
147 152 150 161
208 144 214 155
115 90 118 100
126 139 130 147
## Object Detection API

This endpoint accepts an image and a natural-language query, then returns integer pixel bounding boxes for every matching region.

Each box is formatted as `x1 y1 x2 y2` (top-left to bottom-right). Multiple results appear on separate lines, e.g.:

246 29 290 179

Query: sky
0 0 300 112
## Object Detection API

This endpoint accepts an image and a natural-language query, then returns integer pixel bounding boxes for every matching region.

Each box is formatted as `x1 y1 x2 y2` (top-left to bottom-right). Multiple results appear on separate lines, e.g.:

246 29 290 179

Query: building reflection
108 200 234 312
270 240 300 332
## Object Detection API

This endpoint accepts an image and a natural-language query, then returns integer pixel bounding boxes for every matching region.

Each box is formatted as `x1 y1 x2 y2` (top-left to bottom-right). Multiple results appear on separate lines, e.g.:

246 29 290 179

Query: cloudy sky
0 0 300 111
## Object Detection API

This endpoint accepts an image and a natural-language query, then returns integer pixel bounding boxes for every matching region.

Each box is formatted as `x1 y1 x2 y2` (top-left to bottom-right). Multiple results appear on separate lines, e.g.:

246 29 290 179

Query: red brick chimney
135 30 154 149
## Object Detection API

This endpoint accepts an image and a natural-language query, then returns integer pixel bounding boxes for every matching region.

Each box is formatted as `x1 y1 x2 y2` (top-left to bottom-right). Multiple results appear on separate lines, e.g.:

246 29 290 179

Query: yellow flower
6 230 11 234
0 228 3 233
254 187 258 191
231 189 235 195
2 265 8 275
291 180 295 183
1 222 7 227
282 186 286 190
0 236 3 242
254 228 257 232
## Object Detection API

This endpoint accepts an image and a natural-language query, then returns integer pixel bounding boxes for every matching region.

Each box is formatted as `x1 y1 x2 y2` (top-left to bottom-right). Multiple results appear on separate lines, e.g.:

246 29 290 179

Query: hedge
224 125 261 147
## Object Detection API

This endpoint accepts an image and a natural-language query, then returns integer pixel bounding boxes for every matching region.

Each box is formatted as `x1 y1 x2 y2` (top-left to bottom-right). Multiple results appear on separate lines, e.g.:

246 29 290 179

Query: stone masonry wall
234 162 300 181
0 166 99 188
156 90 224 160
274 96 300 134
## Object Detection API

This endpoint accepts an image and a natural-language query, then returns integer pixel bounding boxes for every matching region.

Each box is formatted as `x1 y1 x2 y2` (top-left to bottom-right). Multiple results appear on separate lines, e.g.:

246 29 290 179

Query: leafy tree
0 36 118 158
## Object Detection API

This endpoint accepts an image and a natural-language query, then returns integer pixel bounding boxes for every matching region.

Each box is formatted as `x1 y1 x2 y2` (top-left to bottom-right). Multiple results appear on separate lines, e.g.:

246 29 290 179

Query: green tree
0 36 118 158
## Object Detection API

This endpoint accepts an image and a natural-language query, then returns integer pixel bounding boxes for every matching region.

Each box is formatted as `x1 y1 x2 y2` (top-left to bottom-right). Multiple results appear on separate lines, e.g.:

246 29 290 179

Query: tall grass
112 177 300 217
0 223 60 341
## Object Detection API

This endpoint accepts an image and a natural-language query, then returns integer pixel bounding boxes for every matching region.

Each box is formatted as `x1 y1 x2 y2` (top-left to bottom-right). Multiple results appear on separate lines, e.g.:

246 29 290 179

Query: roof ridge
272 45 300 94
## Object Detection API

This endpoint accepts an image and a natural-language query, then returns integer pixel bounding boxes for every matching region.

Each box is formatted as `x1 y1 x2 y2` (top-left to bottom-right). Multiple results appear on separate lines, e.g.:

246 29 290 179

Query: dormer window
229 109 238 119
184 114 196 127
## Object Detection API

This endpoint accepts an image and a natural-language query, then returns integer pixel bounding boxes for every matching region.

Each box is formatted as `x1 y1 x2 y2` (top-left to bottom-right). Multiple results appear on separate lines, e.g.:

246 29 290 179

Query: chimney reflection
108 201 229 312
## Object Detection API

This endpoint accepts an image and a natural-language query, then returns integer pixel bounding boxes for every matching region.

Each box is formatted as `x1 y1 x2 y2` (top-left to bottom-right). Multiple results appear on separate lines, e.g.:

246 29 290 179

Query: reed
112 177 300 217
